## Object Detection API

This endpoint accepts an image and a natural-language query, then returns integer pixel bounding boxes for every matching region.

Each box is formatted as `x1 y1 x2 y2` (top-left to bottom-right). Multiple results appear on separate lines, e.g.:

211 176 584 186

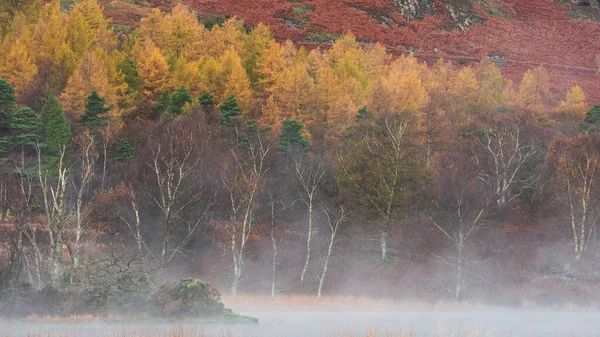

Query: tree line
0 0 599 303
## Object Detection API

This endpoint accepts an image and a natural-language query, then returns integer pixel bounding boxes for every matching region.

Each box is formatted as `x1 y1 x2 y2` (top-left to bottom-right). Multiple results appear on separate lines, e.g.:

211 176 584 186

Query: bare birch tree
37 144 71 287
296 155 324 283
71 133 97 268
429 151 494 300
150 126 201 267
547 134 600 261
475 126 537 208
222 122 272 295
317 205 345 298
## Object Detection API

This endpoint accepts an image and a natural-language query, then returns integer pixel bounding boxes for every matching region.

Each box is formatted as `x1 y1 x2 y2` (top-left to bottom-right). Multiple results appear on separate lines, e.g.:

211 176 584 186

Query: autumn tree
554 85 586 121
137 43 170 99
519 66 550 114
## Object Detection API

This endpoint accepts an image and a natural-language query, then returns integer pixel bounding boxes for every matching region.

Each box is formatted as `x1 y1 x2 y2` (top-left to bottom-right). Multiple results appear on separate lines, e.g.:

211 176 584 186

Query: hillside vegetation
0 0 600 309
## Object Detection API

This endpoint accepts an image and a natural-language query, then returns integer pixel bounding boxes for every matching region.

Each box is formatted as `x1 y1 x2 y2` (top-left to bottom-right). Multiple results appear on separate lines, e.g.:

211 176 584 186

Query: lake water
2 309 600 336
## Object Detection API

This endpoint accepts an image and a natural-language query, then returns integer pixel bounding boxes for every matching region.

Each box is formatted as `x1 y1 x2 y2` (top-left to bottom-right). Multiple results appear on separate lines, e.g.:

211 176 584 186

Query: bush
151 278 224 318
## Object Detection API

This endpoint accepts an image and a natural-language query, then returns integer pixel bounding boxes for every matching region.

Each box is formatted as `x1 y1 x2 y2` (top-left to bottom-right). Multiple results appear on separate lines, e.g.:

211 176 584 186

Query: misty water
3 309 600 336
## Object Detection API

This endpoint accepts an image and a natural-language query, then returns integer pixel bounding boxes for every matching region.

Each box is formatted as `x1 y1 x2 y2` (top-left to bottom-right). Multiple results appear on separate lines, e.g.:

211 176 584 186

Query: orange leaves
137 43 170 98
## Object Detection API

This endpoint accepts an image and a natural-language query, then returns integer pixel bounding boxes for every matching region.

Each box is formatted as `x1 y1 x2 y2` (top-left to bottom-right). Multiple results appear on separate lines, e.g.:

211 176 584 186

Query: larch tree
220 47 252 112
137 44 170 99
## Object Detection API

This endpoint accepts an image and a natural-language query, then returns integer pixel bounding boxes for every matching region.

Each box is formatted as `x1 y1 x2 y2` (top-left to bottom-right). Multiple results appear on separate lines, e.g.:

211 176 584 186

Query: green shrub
152 278 224 318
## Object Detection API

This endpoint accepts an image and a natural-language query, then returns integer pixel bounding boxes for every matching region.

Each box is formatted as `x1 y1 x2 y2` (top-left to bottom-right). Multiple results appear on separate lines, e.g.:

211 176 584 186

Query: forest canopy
0 0 598 310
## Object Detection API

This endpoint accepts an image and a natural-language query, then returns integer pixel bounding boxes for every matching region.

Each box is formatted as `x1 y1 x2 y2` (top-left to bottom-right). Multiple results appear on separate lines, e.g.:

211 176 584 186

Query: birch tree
296 154 324 283
546 134 600 261
475 126 537 208
70 132 97 269
429 150 494 300
149 118 214 267
37 144 71 287
317 205 345 298
338 116 423 260
222 121 272 295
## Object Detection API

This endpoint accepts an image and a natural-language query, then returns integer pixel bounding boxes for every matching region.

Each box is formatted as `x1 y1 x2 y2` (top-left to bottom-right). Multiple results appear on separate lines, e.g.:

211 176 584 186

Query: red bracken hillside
103 0 600 104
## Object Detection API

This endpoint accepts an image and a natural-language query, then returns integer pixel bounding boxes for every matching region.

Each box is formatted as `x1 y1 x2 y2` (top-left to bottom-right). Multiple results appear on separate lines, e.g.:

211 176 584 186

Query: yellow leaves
34 0 69 64
169 4 204 59
139 8 170 50
220 47 252 111
0 37 37 101
519 66 550 113
380 55 430 116
60 51 113 117
255 39 285 93
67 0 111 58
137 43 169 98
170 58 201 96
555 85 587 120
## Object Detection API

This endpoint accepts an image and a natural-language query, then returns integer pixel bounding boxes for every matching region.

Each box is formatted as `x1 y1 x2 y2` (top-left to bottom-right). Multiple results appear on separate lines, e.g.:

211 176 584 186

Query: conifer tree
278 119 308 152
0 79 15 128
0 79 16 156
40 96 72 158
169 87 192 115
81 91 110 130
199 92 215 106
114 138 135 161
11 107 40 166
583 104 600 133
220 94 242 125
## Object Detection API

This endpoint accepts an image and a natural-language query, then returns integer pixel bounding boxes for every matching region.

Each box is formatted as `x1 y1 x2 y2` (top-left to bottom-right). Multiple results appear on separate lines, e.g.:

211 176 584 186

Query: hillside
101 0 600 103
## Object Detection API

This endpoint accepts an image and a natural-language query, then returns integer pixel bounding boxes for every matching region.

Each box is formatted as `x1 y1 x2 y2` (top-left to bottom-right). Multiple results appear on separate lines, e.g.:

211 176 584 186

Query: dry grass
108 1 152 17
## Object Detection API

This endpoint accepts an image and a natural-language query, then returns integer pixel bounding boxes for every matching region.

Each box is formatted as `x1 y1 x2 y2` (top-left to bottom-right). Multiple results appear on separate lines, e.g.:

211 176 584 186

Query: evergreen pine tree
114 138 135 161
11 107 41 166
220 94 242 125
199 92 215 106
40 96 72 158
278 119 309 152
0 79 16 156
169 87 192 115
583 104 600 133
152 89 171 119
81 91 111 130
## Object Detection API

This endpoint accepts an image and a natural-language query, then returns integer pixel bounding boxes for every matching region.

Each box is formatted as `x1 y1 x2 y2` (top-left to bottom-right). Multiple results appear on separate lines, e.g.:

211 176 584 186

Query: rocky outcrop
391 0 435 21
445 0 484 31
391 0 483 31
